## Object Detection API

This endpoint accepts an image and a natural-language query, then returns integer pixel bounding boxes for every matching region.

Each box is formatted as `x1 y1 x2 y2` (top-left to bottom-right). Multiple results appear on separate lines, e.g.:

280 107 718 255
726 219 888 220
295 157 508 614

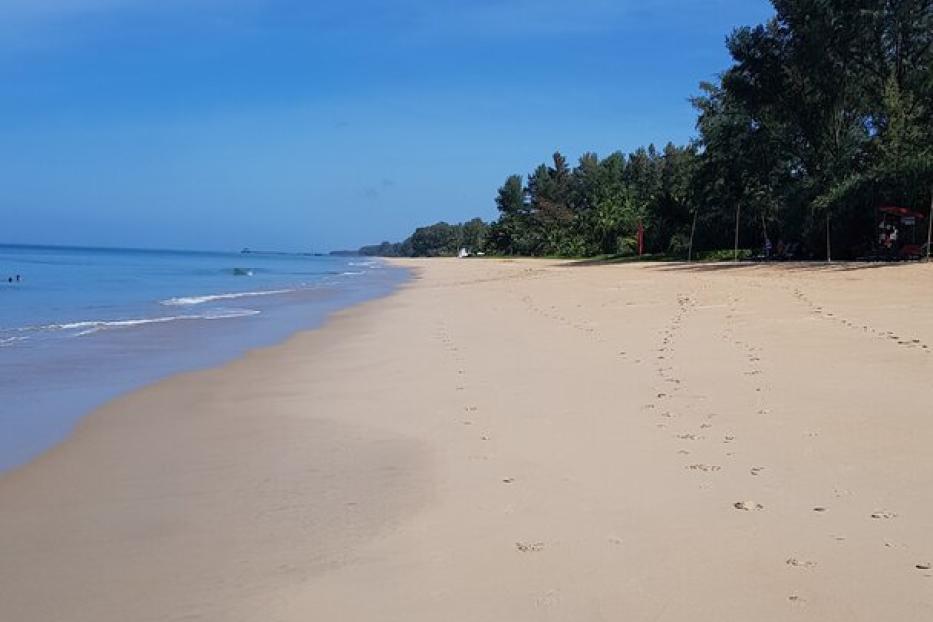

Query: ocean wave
160 289 294 306
12 308 261 338
340 271 365 276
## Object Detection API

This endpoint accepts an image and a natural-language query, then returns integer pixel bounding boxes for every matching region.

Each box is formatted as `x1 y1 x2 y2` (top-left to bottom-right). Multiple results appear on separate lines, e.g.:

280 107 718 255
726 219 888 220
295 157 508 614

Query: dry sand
2 258 933 621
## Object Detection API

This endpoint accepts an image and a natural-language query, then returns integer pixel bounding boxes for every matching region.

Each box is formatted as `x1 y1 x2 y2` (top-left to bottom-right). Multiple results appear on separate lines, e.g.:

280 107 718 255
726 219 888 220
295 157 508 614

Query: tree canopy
357 1 933 260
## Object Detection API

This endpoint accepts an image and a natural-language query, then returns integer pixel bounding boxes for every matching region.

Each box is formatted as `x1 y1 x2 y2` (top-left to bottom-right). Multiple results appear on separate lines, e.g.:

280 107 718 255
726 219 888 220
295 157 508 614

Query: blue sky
0 0 775 252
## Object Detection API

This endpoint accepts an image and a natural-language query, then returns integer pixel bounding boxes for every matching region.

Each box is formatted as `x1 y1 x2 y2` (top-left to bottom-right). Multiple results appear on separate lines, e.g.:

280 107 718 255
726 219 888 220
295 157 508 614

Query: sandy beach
2 258 933 621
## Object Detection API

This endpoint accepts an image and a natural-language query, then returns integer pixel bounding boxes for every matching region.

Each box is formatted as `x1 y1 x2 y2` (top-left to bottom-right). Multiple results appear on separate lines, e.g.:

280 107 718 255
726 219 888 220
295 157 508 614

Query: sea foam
160 289 294 306
10 308 261 339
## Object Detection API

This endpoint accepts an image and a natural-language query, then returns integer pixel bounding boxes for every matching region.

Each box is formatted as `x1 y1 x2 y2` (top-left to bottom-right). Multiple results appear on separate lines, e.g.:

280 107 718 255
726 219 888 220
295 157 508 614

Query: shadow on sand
559 258 930 274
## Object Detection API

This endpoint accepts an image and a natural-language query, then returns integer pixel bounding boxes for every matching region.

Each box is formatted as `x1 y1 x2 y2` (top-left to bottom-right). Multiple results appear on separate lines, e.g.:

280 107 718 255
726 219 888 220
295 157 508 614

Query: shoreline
0 256 409 472
2 258 932 621
3 261 421 478
0 264 432 621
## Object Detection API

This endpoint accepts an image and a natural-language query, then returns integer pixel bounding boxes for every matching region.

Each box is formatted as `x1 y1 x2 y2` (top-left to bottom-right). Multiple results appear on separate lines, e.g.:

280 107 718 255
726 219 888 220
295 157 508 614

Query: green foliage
358 240 409 257
358 219 489 257
489 146 698 258
361 2 933 262
701 0 933 258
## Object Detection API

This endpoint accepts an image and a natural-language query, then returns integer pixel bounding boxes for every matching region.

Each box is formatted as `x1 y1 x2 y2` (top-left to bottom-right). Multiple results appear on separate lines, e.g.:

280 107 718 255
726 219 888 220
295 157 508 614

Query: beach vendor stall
877 206 926 260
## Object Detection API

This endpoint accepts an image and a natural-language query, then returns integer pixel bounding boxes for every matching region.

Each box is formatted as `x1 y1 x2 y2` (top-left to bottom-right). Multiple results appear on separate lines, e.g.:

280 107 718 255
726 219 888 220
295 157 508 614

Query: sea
0 244 407 472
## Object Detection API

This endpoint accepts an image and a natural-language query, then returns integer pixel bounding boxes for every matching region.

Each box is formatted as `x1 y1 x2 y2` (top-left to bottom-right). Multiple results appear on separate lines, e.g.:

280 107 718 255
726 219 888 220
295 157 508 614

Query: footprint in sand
734 501 764 511
534 589 561 608
502 477 515 484
871 511 897 519
686 464 722 472
515 541 545 553
750 466 764 476
786 558 817 569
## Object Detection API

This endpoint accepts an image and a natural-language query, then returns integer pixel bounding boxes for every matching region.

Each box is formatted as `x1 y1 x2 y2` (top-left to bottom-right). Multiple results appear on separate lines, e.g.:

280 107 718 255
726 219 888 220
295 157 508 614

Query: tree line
356 218 489 257
353 1 932 260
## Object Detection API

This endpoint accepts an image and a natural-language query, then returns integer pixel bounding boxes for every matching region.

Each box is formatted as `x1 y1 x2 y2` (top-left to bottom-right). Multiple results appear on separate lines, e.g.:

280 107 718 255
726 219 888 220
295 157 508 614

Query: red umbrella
879 206 926 219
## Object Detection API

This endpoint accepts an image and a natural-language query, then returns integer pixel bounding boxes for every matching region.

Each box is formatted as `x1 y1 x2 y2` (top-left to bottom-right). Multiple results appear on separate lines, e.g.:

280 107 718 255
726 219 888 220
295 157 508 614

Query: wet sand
2 258 932 621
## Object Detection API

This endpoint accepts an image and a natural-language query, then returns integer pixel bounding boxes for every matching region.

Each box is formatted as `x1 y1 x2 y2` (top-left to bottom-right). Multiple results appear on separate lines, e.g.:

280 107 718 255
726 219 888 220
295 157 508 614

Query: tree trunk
927 186 933 262
734 203 741 263
688 209 698 262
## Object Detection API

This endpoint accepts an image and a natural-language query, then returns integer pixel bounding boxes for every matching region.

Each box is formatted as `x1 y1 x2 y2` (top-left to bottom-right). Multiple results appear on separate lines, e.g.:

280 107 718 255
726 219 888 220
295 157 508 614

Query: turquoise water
0 244 407 471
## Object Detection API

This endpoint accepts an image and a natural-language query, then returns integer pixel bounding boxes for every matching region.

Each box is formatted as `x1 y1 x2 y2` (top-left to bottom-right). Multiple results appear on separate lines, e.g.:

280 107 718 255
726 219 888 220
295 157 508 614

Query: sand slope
2 259 932 621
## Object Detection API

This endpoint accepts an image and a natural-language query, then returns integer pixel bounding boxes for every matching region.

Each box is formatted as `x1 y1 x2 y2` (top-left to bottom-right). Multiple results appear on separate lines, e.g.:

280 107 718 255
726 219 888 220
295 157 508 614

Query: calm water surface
0 244 407 471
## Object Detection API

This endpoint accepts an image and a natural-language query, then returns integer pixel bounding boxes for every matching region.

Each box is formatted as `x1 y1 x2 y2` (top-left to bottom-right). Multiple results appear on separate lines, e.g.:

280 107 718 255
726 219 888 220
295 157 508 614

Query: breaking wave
160 289 294 306
6 308 261 339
